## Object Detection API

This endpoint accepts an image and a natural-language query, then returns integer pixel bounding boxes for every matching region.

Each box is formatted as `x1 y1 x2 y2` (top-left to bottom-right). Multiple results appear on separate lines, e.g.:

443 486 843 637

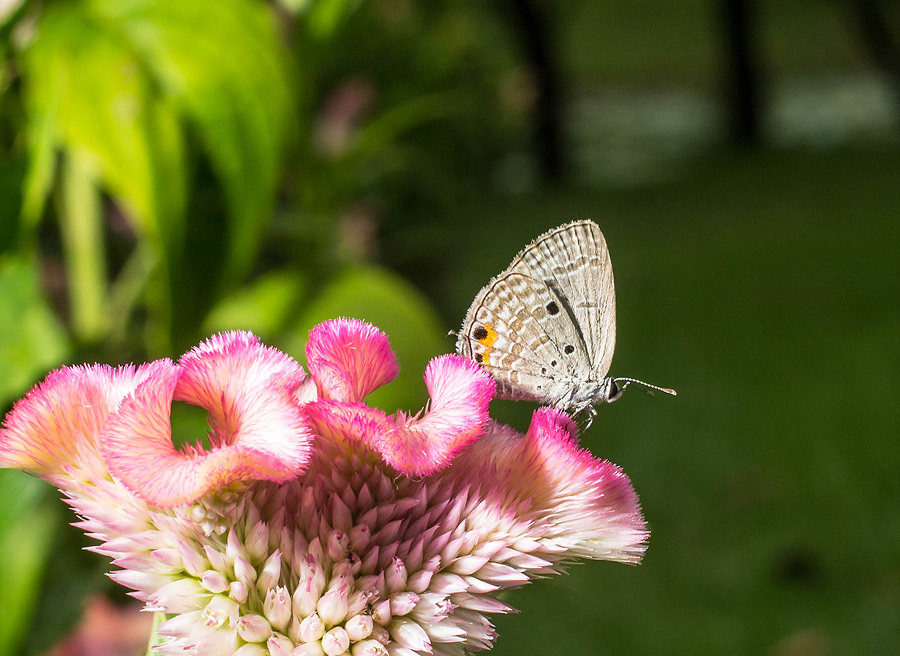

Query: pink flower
0 319 648 655
1 331 312 507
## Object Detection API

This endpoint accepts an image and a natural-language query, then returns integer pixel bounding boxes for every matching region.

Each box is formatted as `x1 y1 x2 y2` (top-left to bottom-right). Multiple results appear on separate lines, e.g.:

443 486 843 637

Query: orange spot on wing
476 324 498 369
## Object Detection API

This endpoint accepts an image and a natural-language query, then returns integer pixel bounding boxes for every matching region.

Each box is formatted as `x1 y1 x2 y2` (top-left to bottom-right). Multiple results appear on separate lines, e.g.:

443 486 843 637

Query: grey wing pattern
457 271 584 404
456 220 615 406
507 220 617 380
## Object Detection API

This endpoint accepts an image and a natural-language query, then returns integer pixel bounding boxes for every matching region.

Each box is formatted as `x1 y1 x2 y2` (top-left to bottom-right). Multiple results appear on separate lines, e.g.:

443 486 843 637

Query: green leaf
0 257 70 405
21 2 187 245
304 0 362 40
0 472 59 656
19 95 56 232
95 0 295 282
20 0 294 333
284 265 448 413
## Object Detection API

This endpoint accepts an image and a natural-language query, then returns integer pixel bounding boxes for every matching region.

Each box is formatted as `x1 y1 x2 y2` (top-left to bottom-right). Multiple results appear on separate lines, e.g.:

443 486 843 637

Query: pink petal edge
305 319 399 402
0 363 150 478
103 334 312 507
452 406 649 563
306 354 495 477
380 355 495 476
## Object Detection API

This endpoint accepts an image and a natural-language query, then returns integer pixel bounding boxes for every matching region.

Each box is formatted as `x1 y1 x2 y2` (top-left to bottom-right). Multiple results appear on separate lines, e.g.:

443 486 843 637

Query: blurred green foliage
0 258 68 402
1 0 898 654
0 471 58 656
15 0 294 351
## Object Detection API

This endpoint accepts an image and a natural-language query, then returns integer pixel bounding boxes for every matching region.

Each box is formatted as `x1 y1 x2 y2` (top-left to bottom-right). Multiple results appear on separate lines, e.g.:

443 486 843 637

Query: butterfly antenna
615 378 677 398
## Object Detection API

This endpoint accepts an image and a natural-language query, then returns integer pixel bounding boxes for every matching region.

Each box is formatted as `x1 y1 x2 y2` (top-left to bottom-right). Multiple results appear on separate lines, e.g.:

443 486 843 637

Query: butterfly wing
507 220 617 380
457 271 591 404
456 220 615 407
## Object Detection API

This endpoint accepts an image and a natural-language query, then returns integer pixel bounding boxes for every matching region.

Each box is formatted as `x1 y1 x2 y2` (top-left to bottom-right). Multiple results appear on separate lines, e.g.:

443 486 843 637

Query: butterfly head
595 377 626 404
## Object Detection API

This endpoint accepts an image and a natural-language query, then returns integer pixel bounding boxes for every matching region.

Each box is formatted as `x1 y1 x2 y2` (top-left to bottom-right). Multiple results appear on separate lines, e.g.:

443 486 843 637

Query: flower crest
0 319 647 655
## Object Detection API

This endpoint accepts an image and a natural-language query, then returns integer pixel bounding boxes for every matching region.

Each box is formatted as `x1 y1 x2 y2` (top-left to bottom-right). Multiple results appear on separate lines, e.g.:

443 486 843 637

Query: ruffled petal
0 363 149 480
379 355 494 476
103 334 313 508
176 331 306 416
305 319 399 402
304 399 394 448
305 356 494 478
449 406 648 563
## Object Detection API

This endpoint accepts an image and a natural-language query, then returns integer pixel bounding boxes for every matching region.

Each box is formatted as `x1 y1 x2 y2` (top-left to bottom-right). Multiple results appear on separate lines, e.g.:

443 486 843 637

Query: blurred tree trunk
845 0 900 119
503 0 566 184
718 0 765 146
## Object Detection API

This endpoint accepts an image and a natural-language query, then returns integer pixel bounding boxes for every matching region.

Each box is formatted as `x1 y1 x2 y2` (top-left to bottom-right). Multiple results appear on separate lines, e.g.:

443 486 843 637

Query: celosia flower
0 319 647 655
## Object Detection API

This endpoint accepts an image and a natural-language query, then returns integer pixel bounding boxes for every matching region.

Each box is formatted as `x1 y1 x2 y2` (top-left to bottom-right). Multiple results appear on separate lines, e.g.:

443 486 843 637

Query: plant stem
144 612 167 656
59 150 109 342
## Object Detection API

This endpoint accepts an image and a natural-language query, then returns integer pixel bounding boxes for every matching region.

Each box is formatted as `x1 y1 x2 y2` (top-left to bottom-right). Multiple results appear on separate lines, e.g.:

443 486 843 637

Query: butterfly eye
607 379 621 402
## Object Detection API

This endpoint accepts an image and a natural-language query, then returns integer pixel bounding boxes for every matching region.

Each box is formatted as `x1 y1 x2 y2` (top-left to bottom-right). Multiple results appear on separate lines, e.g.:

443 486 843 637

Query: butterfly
455 219 674 424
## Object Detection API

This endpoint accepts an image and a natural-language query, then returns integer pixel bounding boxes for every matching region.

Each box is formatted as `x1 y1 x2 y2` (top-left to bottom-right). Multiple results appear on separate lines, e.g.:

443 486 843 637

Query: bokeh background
1 1 898 654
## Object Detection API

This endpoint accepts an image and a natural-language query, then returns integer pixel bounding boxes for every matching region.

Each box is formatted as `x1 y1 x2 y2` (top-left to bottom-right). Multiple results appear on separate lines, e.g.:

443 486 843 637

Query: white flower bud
350 639 388 656
406 569 432 594
389 591 419 617
293 578 321 619
331 495 352 533
177 539 210 576
298 612 325 643
201 569 229 593
237 614 272 643
346 589 374 617
267 632 294 656
231 580 250 604
371 600 391 625
321 626 350 656
345 614 373 641
258 549 283 593
317 585 349 628
389 618 430 652
246 520 270 562
234 556 257 587
204 545 229 572
290 642 325 656
327 530 350 561
201 594 240 629
264 586 292 632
